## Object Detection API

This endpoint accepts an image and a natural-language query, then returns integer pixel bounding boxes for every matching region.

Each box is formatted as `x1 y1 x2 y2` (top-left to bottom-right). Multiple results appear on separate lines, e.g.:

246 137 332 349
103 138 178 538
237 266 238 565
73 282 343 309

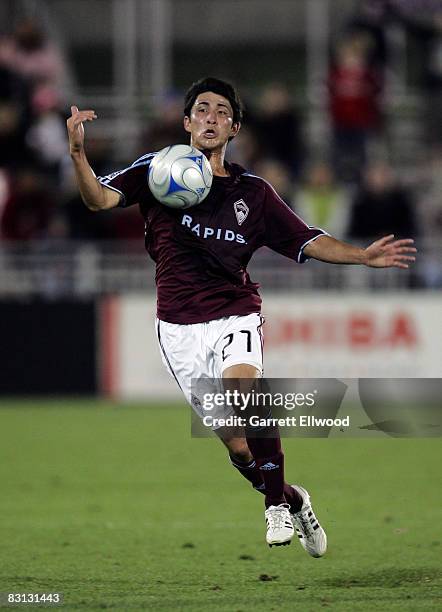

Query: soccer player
67 77 416 555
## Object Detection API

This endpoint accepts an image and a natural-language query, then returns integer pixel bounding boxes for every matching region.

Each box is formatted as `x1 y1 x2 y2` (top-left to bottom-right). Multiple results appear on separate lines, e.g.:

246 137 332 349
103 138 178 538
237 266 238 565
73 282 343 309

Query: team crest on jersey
234 199 249 226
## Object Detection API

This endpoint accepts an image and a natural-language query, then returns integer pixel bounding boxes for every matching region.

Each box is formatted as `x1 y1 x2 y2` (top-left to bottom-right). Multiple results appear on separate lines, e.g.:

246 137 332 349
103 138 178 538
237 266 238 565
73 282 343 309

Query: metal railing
0 239 440 298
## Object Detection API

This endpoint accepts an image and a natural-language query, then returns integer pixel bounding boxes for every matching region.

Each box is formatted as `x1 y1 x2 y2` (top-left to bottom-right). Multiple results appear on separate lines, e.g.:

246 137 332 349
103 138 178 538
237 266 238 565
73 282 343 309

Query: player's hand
363 235 417 269
67 105 97 155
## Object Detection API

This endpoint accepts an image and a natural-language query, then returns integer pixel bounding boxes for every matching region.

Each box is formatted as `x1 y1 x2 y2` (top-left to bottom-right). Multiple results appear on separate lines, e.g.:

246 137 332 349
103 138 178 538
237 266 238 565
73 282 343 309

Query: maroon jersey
98 154 327 324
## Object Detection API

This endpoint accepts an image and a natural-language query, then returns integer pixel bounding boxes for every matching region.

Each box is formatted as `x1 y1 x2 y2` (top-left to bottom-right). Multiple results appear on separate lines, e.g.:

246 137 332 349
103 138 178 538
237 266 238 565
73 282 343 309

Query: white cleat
265 503 294 547
290 485 327 558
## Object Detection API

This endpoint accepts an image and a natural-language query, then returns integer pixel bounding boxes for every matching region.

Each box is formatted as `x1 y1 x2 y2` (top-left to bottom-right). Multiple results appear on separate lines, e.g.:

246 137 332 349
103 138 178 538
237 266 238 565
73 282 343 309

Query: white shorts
156 313 264 421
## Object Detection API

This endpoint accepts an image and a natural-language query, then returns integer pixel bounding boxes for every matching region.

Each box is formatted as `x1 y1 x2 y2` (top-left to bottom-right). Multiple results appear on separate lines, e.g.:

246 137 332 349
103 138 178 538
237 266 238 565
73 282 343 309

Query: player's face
184 91 240 151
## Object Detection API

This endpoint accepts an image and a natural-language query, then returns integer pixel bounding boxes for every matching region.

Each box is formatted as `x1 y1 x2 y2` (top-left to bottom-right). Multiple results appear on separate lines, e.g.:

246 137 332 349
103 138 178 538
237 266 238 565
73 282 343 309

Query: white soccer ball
148 144 213 208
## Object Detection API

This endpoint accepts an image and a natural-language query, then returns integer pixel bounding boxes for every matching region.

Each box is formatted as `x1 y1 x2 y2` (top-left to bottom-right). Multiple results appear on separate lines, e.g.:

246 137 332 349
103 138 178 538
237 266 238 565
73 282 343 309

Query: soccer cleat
290 485 327 558
265 503 294 547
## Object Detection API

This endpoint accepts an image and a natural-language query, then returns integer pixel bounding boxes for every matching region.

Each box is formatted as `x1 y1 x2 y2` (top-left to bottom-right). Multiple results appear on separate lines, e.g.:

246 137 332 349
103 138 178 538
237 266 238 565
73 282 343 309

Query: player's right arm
67 105 121 211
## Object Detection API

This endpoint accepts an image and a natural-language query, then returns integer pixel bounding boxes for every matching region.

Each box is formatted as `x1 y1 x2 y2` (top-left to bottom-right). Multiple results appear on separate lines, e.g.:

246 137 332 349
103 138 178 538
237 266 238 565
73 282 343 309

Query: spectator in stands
26 83 68 183
254 158 294 204
344 0 391 74
347 160 417 240
227 126 261 172
0 65 31 169
0 18 65 91
0 17 68 177
417 148 442 287
393 9 442 145
140 93 187 154
328 35 383 183
0 167 55 241
294 162 350 238
251 82 303 178
419 148 442 238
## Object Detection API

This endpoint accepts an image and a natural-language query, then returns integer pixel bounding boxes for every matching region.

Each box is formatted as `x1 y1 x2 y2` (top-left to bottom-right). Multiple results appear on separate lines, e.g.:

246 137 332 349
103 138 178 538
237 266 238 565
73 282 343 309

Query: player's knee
227 439 252 463
223 363 261 379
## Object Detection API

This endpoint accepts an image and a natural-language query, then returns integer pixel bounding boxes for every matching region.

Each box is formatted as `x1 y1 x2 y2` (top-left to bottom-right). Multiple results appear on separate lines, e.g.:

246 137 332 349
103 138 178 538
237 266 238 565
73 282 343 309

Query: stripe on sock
229 456 257 470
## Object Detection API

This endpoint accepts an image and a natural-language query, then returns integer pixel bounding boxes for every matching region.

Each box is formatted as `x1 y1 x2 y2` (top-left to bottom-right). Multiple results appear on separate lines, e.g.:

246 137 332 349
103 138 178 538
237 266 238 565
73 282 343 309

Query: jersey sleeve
97 153 155 208
263 181 328 263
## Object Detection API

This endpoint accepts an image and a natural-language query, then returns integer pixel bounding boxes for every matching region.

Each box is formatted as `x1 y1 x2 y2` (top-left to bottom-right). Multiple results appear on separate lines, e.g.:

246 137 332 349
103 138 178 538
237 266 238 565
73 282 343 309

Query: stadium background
0 1 440 610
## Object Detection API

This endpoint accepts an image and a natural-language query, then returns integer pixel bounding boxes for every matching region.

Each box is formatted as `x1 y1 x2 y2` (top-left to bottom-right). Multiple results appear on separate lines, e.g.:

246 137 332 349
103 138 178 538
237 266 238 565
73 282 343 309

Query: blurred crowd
0 4 441 286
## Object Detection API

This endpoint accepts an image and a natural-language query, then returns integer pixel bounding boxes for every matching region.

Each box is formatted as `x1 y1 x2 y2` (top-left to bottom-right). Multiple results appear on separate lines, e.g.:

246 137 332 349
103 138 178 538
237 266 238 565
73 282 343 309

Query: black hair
183 77 243 124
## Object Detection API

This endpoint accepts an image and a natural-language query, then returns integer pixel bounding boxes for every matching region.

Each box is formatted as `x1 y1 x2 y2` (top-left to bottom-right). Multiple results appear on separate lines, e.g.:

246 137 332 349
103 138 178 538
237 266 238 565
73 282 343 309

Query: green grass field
0 400 440 611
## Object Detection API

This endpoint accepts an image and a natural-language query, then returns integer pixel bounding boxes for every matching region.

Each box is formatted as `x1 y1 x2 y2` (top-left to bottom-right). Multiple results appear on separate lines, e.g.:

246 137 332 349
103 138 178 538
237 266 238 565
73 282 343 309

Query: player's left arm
303 234 417 269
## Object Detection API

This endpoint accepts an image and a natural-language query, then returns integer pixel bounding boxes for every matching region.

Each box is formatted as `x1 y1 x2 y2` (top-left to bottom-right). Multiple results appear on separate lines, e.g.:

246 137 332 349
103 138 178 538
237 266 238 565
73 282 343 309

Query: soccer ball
148 144 213 208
